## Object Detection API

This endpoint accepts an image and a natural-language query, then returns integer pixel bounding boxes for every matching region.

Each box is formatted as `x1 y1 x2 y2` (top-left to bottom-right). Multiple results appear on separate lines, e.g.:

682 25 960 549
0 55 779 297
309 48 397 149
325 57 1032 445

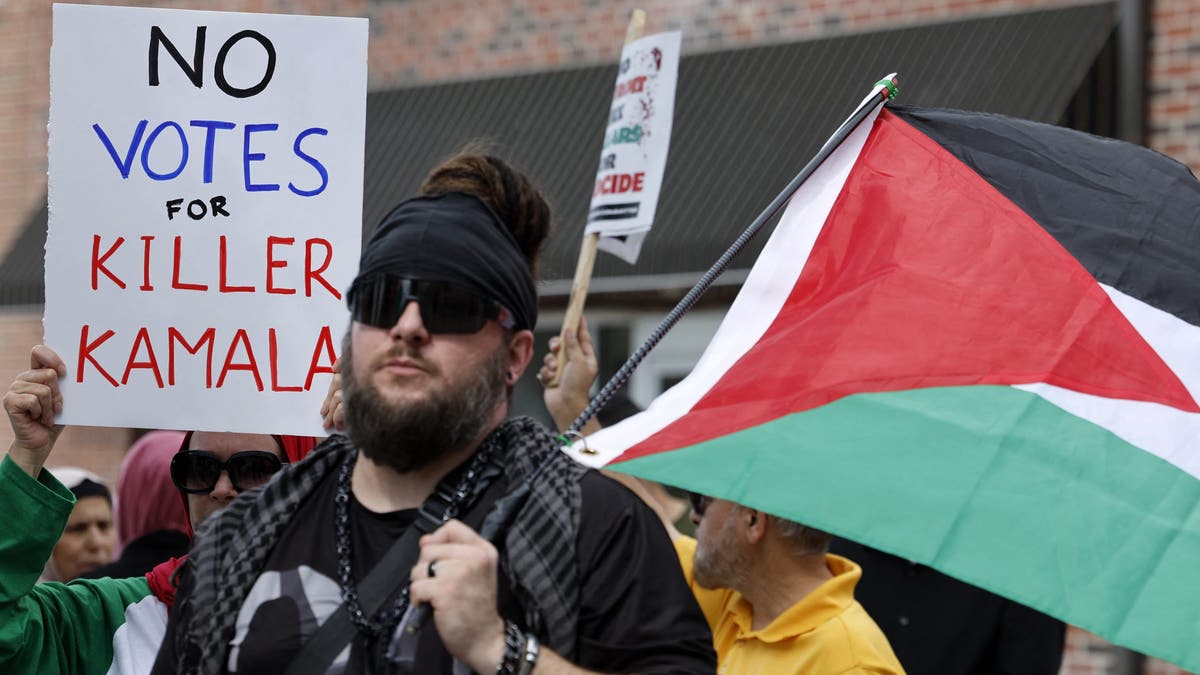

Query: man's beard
341 338 508 473
693 513 751 591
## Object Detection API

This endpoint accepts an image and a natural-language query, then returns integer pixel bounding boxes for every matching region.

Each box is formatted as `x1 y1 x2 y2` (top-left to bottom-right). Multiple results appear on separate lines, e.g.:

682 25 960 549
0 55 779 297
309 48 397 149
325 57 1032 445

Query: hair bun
419 146 552 277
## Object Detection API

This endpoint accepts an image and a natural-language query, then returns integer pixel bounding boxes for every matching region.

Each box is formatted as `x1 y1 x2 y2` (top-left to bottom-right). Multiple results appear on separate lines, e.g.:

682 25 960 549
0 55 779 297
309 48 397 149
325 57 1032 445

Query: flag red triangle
617 109 1198 463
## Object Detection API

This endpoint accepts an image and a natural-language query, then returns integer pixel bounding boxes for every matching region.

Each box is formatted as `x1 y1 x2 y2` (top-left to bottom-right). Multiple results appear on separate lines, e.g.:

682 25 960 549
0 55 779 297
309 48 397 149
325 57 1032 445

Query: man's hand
538 317 599 434
409 520 506 673
319 357 344 431
3 345 67 478
409 520 605 675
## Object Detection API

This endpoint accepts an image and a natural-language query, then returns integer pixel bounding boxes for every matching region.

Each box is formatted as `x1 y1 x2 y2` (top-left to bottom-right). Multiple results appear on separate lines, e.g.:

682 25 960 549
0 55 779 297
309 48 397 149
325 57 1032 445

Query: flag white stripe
1016 284 1200 480
574 104 885 467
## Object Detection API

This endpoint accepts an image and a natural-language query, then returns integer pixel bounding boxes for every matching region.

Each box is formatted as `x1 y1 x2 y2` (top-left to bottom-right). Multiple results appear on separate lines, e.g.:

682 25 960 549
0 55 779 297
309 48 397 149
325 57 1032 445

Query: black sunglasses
689 492 713 517
349 275 515 334
170 450 283 494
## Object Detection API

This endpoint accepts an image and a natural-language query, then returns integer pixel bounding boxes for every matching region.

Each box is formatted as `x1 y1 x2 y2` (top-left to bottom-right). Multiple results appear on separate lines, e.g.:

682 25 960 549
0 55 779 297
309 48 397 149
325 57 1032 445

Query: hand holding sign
553 13 680 385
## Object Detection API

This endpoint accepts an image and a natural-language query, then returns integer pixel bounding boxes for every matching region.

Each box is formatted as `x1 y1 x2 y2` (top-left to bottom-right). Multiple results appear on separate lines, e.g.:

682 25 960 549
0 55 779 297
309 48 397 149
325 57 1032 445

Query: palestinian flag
578 102 1200 670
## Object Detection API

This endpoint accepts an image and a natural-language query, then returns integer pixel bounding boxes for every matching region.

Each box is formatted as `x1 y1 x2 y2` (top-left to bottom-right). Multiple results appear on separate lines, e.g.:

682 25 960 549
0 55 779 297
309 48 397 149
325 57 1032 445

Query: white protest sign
584 31 681 264
46 4 366 436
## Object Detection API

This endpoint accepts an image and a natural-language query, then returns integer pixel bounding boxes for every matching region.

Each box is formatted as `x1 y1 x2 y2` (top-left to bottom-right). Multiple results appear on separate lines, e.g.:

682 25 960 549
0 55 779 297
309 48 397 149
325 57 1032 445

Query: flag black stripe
891 105 1200 327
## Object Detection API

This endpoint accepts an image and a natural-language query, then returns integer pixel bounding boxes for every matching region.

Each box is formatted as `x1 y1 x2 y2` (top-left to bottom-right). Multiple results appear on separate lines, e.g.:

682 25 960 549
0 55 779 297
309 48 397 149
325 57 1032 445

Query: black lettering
210 195 230 217
187 199 208 220
149 26 206 88
214 30 276 98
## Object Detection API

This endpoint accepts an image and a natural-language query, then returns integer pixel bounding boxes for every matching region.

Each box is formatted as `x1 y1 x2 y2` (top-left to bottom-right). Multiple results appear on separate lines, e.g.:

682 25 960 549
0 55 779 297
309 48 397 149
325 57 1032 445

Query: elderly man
153 152 716 675
1 345 297 675
540 323 906 675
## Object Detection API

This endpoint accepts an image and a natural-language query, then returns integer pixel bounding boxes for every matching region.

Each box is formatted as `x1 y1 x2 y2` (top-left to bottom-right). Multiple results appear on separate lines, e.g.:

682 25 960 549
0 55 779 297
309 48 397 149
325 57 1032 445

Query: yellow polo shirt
675 537 905 675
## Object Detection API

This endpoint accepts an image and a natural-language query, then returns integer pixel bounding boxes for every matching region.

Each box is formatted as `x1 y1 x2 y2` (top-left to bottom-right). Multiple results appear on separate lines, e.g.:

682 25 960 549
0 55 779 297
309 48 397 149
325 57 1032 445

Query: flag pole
549 9 647 387
565 74 900 436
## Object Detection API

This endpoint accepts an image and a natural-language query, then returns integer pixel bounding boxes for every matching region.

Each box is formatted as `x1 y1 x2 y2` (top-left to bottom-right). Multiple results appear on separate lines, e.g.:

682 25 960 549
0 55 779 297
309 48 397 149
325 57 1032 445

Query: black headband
350 192 538 331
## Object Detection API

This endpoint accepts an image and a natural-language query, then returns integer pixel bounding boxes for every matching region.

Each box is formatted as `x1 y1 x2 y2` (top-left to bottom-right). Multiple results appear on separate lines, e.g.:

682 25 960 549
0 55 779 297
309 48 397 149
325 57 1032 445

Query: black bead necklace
333 439 500 639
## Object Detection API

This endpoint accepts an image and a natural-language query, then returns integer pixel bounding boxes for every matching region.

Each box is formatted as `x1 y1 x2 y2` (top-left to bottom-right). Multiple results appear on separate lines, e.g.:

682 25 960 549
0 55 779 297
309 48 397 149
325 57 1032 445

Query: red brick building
0 1 1195 672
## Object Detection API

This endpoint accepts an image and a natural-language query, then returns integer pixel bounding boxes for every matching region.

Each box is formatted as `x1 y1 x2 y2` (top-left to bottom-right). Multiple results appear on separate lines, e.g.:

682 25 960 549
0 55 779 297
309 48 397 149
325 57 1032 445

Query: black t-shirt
217 468 715 674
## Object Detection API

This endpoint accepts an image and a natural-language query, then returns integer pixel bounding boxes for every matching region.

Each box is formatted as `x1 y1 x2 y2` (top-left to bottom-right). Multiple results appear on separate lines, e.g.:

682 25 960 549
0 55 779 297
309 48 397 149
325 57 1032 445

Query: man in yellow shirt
539 324 906 674
675 494 904 674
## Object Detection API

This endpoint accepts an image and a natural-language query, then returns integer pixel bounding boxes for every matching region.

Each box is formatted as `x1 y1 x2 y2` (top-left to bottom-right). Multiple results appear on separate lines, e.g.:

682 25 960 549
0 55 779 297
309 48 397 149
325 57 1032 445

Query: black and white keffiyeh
169 416 586 675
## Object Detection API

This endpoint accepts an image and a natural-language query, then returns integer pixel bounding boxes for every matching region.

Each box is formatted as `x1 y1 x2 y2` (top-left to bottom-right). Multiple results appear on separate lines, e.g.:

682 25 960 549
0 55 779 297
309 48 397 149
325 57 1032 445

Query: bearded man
152 152 716 675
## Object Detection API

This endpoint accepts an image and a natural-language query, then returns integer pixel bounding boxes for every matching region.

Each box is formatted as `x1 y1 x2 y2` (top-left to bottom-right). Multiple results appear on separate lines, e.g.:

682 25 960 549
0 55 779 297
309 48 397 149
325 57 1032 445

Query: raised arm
3 345 68 478
538 317 601 436
0 345 155 675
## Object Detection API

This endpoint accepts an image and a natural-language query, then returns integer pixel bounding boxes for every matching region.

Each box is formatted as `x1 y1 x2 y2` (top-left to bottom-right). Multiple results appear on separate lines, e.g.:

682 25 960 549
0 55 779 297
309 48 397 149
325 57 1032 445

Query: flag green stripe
612 385 1200 671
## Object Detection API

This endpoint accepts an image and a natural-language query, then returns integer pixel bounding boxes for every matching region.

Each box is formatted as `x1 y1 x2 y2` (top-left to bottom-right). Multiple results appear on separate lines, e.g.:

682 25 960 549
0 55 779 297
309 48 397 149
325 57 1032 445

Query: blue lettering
140 121 188 181
93 120 148 179
288 127 328 197
189 120 236 184
243 123 280 192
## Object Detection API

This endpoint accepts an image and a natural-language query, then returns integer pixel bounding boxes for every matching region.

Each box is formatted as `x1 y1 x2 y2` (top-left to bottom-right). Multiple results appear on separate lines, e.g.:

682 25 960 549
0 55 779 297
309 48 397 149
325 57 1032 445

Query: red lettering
216 329 264 391
266 236 296 295
171 236 209 291
593 172 647 197
91 236 126 290
120 327 164 387
304 238 341 299
219 236 255 293
304 325 338 390
168 327 215 387
268 329 302 392
77 325 118 386
613 75 648 98
139 236 154 291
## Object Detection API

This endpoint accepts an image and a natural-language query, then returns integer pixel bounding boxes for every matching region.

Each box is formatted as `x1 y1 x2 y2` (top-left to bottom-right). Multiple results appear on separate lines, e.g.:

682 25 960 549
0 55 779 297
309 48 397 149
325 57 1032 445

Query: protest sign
45 4 367 436
584 31 681 264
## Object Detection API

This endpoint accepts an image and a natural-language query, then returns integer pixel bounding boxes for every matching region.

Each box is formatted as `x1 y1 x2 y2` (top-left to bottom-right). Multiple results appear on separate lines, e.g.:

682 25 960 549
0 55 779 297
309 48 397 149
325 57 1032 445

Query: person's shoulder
574 470 682 572
578 469 656 516
830 602 907 675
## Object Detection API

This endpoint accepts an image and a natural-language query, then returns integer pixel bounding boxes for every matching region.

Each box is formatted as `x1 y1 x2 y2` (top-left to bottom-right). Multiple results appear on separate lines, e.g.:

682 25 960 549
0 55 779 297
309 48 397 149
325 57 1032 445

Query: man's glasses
170 450 283 494
349 275 515 334
689 492 713 518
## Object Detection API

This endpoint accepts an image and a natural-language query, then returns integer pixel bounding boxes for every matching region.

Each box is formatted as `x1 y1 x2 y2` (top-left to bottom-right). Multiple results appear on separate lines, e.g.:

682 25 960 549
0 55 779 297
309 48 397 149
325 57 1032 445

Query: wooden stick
550 8 646 387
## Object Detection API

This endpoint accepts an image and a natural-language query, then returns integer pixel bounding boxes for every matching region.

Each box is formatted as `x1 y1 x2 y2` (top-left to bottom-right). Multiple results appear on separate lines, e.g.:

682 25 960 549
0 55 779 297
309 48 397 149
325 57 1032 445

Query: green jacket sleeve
0 455 153 675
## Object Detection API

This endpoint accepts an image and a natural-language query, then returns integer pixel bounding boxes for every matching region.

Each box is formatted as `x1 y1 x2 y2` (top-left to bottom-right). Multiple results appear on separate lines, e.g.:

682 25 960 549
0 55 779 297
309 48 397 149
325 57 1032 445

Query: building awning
0 2 1117 307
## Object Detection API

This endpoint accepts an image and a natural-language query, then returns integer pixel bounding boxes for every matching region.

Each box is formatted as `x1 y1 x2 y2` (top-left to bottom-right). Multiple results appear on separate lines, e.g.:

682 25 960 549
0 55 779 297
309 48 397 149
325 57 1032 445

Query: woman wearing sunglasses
0 344 312 675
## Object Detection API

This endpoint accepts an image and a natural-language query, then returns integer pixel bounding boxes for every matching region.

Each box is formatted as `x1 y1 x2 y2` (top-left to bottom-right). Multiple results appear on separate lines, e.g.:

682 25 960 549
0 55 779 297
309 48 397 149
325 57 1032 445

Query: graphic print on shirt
228 566 349 674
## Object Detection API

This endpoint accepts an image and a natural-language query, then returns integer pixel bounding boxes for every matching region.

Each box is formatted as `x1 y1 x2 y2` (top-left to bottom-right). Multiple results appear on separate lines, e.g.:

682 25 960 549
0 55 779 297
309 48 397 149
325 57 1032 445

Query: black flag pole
565 73 900 437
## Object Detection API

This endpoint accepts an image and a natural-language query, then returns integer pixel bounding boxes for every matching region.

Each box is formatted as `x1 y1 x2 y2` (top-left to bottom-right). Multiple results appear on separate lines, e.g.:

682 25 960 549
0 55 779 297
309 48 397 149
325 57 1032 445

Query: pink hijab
116 430 190 553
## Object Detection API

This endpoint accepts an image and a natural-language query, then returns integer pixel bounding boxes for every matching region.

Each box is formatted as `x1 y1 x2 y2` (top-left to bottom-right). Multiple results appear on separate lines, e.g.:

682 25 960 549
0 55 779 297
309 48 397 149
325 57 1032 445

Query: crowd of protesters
1 149 1066 675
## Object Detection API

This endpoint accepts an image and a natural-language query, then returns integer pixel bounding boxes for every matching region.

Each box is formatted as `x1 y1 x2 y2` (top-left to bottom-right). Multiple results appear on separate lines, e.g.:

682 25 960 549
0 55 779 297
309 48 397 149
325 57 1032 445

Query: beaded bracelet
517 632 540 675
496 621 524 675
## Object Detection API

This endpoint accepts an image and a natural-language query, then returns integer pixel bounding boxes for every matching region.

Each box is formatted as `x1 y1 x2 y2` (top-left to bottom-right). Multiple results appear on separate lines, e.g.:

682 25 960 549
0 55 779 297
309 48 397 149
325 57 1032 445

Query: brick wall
1 1 1196 672
1148 0 1200 169
0 0 52 259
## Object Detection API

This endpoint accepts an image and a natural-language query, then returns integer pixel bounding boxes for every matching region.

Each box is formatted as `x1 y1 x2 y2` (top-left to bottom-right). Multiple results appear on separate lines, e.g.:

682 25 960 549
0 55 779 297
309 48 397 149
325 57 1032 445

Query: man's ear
505 329 536 381
743 508 767 545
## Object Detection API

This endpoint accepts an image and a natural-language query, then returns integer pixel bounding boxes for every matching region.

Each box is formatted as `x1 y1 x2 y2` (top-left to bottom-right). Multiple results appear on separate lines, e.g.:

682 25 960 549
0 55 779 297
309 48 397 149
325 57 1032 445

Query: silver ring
427 560 437 578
